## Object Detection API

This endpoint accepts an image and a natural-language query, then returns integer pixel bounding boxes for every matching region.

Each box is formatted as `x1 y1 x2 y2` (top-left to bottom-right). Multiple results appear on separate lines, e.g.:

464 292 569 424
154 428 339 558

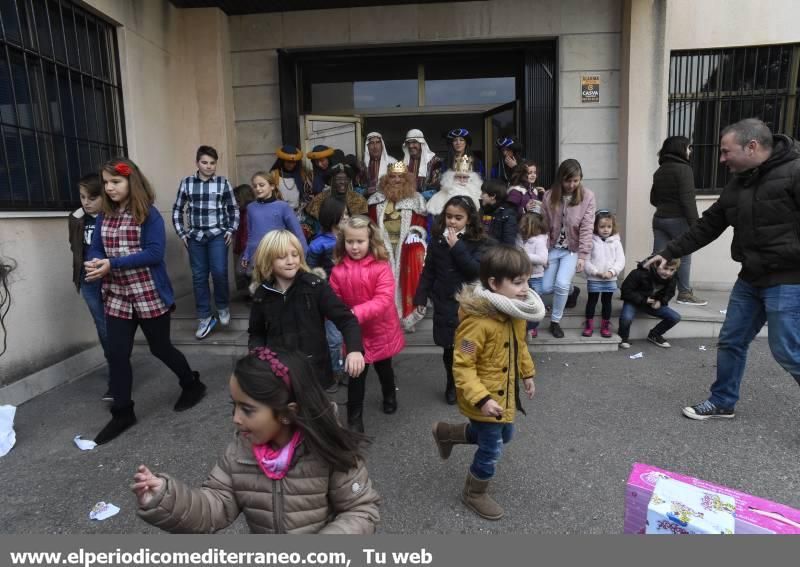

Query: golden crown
452 155 474 173
387 161 408 174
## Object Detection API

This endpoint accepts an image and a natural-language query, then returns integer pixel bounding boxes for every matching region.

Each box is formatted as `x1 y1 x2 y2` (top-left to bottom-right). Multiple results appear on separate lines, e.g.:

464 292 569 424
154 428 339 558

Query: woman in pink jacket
330 215 405 433
540 159 596 338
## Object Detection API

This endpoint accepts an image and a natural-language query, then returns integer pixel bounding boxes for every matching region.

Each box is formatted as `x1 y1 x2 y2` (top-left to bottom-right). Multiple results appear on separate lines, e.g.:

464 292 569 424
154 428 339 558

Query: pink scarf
252 429 303 480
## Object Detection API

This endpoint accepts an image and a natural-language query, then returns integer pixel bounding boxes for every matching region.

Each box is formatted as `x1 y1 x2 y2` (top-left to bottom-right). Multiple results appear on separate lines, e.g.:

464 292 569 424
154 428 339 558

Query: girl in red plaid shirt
85 158 206 445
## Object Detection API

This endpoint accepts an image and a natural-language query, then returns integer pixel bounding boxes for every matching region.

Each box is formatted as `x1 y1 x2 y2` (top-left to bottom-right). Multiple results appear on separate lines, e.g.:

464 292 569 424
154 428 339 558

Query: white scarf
473 283 545 322
402 129 437 177
363 132 397 179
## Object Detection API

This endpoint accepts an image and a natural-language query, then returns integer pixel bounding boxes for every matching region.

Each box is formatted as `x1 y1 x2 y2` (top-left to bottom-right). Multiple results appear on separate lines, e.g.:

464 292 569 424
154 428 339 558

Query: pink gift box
624 462 800 534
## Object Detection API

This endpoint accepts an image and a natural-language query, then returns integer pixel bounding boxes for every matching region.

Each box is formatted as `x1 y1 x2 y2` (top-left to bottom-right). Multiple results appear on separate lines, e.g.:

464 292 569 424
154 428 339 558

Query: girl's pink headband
251 347 292 391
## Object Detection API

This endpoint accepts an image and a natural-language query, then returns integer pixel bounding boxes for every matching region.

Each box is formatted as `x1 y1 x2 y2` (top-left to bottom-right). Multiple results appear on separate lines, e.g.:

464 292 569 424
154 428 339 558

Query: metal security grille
668 44 800 193
0 0 126 211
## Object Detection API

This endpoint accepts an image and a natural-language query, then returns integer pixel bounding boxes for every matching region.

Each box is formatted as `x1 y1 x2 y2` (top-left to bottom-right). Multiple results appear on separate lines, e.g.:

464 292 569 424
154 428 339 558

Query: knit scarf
473 283 545 322
252 429 303 480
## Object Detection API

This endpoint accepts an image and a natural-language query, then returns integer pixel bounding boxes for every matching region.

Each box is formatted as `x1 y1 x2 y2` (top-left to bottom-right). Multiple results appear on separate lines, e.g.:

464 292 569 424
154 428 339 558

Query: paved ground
1 338 798 534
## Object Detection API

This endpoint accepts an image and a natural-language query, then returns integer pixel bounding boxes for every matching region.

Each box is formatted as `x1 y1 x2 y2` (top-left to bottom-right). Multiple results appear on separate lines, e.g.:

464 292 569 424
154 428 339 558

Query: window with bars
0 0 126 211
668 43 800 193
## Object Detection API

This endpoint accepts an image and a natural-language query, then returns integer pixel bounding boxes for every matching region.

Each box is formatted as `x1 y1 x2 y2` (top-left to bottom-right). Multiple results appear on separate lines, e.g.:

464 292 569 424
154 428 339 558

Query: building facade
1 0 798 389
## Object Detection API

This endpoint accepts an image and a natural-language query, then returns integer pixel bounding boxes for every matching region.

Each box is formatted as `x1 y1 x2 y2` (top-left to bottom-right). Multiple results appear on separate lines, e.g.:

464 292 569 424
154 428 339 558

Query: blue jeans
527 277 543 331
540 248 578 322
710 279 800 409
466 420 514 480
324 319 344 374
80 278 110 362
188 234 229 319
618 301 681 341
652 216 693 293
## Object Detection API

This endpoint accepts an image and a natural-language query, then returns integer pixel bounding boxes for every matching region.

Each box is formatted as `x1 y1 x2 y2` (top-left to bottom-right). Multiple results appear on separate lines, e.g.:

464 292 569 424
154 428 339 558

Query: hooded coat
584 233 626 282
452 286 536 424
620 260 678 307
137 433 380 534
659 135 800 288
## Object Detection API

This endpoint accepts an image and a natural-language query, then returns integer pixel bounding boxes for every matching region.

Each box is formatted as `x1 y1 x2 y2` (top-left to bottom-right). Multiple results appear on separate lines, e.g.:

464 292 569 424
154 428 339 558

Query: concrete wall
229 0 623 202
0 2 236 386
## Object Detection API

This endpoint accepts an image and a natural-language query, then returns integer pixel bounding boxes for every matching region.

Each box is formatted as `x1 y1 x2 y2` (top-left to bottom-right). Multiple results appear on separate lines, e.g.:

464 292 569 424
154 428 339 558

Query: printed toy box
645 477 735 534
624 462 800 534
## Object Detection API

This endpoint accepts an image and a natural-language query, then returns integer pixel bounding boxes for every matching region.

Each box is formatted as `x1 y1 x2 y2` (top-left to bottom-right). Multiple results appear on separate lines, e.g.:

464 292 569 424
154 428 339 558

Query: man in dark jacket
647 118 800 420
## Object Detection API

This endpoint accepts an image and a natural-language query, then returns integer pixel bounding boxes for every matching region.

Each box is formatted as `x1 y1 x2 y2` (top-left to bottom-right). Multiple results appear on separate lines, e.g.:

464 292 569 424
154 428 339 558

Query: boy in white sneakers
172 146 239 339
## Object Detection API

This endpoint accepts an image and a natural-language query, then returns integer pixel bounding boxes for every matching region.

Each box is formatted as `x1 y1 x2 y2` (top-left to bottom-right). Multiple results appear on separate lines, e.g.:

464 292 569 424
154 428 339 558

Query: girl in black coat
248 230 364 389
413 196 488 404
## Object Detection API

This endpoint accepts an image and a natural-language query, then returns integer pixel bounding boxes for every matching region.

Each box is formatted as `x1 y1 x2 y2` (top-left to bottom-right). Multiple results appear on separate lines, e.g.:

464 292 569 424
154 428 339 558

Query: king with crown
425 154 483 217
368 161 429 331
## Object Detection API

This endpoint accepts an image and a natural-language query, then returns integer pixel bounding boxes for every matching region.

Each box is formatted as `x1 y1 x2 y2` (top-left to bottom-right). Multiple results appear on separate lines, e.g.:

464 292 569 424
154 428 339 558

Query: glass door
483 101 519 175
300 115 364 168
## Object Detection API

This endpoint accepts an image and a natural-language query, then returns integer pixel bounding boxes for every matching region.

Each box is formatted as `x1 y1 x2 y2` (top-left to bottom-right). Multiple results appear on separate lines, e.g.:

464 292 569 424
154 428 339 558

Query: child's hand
480 399 503 418
576 259 585 273
523 378 535 399
646 297 655 305
224 232 233 246
84 259 110 282
603 271 614 280
182 236 189 249
445 227 459 248
415 305 426 316
651 300 661 309
344 352 365 378
240 257 248 269
131 465 164 508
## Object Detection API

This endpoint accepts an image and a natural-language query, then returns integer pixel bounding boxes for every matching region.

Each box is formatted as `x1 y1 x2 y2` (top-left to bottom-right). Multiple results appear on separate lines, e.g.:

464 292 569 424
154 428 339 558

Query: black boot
565 286 581 309
174 371 206 412
95 404 137 445
347 404 364 433
445 373 456 405
383 390 398 414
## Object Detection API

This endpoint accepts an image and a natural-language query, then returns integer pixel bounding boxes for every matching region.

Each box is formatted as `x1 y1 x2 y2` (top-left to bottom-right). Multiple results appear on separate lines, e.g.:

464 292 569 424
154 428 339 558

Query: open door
300 115 364 168
483 101 520 175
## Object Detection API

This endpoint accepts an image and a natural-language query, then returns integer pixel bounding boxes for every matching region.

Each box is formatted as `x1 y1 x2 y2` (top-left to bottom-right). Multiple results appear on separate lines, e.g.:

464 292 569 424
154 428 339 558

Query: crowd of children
67 139 691 531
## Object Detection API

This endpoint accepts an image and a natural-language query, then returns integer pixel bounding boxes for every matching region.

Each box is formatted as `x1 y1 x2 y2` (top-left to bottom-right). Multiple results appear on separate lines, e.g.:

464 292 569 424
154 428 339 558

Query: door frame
300 114 364 167
483 101 521 174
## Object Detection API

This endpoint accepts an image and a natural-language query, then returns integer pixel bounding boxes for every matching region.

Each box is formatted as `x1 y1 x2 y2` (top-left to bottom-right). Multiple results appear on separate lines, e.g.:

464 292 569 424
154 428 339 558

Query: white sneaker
619 341 631 349
195 316 217 339
218 308 231 326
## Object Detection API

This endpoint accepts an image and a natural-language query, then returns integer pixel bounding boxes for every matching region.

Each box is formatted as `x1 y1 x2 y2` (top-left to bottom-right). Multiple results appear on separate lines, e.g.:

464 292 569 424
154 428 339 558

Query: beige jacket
137 433 381 534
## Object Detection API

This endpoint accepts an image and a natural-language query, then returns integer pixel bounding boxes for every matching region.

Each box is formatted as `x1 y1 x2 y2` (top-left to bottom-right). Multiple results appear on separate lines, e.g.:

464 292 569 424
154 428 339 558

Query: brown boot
432 422 469 460
461 472 504 520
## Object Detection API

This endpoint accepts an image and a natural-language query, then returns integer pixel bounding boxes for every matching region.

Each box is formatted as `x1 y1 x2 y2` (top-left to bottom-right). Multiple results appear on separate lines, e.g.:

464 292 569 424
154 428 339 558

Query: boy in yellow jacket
432 245 545 520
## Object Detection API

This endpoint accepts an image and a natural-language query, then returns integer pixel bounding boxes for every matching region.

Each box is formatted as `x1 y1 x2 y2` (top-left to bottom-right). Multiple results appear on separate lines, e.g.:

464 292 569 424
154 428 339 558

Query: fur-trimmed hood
456 284 499 319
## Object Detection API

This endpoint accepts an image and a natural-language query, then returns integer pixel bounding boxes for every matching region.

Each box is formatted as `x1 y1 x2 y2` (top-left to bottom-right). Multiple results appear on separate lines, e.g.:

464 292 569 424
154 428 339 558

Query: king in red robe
368 161 428 331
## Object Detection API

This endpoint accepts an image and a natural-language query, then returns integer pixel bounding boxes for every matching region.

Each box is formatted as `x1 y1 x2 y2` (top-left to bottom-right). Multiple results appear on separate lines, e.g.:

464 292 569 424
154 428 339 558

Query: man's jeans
618 302 681 341
188 234 229 319
466 420 514 480
80 279 110 361
710 279 800 409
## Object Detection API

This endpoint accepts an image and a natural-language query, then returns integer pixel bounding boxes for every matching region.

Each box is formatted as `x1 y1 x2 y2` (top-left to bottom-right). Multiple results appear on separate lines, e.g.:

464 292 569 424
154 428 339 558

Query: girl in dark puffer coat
413 196 489 404
133 349 381 534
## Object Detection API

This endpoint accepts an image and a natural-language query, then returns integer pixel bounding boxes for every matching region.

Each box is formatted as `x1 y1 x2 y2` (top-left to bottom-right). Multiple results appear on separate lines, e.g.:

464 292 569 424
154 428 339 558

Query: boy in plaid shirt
172 145 239 339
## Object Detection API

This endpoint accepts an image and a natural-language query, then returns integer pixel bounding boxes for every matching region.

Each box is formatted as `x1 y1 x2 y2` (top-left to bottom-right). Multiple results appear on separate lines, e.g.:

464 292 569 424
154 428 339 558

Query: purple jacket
244 199 307 261
541 188 596 260
507 185 544 217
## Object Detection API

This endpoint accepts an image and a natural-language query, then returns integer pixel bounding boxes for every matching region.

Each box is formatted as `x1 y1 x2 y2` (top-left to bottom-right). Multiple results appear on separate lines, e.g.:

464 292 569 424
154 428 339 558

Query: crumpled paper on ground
73 435 97 451
89 502 120 521
629 352 644 359
0 405 17 457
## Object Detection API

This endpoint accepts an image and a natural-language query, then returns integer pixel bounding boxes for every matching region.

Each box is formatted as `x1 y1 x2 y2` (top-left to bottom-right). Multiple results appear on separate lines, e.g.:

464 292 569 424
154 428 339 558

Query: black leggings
347 357 396 408
585 291 613 320
107 311 194 409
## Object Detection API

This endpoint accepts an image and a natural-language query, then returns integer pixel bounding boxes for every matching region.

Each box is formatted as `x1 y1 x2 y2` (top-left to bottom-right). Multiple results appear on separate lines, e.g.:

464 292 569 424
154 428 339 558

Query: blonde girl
329 216 405 433
517 208 550 338
84 158 203 445
242 171 307 271
247 230 364 391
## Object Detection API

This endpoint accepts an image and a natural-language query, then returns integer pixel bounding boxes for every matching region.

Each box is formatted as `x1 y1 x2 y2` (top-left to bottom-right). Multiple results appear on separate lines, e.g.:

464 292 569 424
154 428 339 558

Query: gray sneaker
218 308 231 326
195 316 217 339
677 291 708 306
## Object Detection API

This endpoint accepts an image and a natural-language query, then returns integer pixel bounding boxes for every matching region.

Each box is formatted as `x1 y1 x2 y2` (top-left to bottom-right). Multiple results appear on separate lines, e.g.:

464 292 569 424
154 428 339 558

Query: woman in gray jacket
650 136 707 306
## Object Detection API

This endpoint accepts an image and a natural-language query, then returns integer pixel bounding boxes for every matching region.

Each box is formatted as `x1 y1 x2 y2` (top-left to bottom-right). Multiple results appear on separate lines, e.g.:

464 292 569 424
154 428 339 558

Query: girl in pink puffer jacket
330 216 405 433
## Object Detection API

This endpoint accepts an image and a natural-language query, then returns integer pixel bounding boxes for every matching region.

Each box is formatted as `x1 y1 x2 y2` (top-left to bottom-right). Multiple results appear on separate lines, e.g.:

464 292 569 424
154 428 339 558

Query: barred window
0 0 126 211
668 44 800 193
